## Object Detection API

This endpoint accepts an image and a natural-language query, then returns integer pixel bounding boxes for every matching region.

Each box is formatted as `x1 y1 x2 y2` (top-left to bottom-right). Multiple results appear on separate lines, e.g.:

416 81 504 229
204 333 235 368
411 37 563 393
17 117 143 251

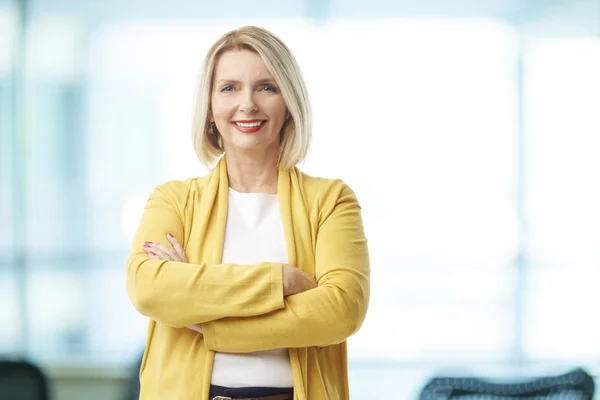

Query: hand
143 233 188 262
142 235 199 334
282 263 317 297
186 323 203 335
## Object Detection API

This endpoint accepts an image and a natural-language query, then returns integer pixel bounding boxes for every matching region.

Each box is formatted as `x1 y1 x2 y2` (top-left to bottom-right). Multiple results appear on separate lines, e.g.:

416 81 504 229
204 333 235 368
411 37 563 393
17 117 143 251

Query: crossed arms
126 182 370 353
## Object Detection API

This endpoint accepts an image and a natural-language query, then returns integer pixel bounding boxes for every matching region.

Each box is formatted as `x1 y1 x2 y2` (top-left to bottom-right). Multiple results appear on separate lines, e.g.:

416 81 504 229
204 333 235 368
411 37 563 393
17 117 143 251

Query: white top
210 188 293 388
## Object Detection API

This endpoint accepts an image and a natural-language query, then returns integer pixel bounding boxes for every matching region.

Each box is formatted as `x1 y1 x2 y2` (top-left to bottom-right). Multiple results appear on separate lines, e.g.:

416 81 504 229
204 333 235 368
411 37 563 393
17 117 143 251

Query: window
5 0 600 377
0 1 17 356
523 37 600 360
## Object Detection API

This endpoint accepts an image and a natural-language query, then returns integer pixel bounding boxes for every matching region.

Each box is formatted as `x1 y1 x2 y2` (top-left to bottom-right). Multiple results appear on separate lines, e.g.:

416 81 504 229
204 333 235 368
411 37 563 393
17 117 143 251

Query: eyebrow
215 78 276 86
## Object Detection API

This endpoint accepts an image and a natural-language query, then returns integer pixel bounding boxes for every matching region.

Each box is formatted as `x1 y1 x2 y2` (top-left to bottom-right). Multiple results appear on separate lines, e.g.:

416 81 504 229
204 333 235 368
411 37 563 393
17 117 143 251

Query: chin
226 133 278 153
231 137 263 150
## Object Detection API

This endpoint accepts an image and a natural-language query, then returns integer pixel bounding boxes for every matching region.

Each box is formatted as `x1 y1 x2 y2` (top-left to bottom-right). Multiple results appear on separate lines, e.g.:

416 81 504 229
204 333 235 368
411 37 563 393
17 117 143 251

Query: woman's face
210 49 288 159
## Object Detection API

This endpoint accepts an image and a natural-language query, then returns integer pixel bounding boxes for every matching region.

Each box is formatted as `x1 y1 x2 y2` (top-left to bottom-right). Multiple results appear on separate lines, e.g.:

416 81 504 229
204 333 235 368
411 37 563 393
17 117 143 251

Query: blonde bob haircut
191 26 312 170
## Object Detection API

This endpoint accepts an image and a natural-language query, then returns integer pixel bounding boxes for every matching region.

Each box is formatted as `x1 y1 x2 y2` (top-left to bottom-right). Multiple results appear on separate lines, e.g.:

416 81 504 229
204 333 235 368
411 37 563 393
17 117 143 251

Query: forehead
213 49 273 81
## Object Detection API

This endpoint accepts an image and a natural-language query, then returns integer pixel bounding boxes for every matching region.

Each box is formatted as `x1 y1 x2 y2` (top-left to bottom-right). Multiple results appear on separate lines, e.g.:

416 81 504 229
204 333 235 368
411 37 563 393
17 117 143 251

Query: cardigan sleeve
126 182 285 328
202 182 370 352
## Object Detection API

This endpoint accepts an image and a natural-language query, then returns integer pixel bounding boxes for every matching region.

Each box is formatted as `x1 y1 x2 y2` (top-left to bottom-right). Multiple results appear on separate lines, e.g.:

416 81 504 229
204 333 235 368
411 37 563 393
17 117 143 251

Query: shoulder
294 169 361 213
149 174 211 213
296 168 357 196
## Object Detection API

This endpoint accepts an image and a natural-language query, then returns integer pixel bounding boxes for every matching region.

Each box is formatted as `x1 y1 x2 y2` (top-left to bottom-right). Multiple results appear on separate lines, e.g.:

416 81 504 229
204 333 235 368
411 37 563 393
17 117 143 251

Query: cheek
268 99 288 122
211 97 232 119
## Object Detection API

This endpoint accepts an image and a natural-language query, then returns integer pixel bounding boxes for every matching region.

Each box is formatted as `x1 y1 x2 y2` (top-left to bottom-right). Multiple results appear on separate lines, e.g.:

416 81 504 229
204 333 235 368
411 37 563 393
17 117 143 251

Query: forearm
202 276 368 353
126 254 284 327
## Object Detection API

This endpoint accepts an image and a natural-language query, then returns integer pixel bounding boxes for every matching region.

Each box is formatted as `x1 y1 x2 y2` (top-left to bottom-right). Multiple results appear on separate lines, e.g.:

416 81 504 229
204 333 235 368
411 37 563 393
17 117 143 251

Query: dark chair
0 360 50 400
418 367 595 400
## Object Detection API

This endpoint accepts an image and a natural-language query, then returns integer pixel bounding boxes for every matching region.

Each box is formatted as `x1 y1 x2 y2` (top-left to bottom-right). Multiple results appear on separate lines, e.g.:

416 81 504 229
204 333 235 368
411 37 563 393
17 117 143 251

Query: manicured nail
167 233 173 238
149 252 156 256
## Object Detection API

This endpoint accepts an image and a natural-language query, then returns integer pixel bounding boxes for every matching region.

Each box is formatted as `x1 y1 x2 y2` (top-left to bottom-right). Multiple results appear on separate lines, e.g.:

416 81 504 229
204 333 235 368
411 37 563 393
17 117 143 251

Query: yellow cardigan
126 157 370 399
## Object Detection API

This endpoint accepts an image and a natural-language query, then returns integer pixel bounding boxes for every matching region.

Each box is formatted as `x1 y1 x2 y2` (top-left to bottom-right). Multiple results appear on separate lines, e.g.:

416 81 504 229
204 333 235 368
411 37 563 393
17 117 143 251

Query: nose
239 89 258 114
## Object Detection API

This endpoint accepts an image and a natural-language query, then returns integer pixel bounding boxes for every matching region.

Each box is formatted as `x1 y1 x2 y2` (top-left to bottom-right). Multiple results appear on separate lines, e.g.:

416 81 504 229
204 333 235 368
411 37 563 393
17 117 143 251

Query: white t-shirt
210 188 294 388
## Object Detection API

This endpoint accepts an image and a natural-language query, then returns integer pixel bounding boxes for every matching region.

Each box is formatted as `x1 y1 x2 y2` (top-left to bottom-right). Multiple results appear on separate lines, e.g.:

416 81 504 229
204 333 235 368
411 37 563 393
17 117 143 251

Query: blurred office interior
1 0 600 398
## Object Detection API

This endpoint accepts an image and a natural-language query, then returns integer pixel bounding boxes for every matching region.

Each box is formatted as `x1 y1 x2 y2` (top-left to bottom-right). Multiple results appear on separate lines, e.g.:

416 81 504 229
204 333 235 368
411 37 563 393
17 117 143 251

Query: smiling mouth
231 120 266 133
234 120 265 128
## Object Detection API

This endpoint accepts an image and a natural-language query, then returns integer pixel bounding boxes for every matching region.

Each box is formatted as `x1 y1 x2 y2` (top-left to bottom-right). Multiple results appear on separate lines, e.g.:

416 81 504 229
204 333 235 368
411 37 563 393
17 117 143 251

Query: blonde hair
191 26 312 170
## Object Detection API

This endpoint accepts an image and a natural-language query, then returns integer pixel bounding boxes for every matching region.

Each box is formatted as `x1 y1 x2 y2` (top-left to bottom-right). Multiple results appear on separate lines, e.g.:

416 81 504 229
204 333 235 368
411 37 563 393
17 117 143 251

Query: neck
225 151 279 194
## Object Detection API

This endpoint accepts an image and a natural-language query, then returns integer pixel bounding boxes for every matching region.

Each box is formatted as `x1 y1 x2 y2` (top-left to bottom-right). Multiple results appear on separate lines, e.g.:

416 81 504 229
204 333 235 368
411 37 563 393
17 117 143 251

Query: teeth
236 121 262 128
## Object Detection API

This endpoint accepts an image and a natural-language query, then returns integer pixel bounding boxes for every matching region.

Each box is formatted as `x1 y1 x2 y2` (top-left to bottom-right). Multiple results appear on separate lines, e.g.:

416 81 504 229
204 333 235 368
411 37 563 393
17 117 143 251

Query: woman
126 26 370 400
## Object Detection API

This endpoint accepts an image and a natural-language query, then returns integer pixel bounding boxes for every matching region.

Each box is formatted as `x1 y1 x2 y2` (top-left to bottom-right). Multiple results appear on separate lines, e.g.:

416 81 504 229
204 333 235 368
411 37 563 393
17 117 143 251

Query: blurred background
1 0 599 398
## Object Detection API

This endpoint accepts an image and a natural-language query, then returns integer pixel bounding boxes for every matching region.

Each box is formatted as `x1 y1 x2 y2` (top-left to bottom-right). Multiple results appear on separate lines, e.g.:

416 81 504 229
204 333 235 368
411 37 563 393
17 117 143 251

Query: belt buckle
212 397 232 400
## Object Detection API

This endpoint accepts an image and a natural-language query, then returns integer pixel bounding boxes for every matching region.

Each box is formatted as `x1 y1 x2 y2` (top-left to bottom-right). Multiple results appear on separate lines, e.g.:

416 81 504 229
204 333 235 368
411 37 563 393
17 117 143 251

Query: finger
155 240 183 262
187 325 202 333
147 243 173 260
142 247 160 259
167 234 188 262
143 248 161 259
146 245 169 260
154 242 178 260
307 275 318 288
142 241 153 253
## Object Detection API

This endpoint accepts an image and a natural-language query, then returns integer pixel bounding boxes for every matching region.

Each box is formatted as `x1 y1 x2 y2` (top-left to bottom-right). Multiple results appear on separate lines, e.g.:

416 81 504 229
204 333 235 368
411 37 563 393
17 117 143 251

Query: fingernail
167 233 173 238
149 252 156 256
144 241 152 245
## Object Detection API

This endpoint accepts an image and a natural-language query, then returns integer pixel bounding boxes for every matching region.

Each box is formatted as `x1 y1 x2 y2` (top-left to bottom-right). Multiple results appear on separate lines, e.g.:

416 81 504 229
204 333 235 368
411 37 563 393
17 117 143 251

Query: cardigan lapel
212 158 229 263
279 167 315 276
277 166 297 267
188 157 229 265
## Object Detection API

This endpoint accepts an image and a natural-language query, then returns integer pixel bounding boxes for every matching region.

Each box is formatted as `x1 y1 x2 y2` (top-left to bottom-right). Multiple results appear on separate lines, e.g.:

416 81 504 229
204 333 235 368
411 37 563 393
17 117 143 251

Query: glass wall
521 0 600 361
0 0 18 357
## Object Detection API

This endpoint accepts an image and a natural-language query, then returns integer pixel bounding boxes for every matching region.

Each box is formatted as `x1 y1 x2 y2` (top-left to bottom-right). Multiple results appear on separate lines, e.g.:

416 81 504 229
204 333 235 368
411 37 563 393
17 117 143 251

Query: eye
220 85 234 93
261 84 277 93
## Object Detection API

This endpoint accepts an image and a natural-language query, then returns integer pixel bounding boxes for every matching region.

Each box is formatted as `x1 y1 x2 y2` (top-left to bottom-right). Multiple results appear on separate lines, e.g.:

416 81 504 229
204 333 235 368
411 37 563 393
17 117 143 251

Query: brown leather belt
211 395 292 400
